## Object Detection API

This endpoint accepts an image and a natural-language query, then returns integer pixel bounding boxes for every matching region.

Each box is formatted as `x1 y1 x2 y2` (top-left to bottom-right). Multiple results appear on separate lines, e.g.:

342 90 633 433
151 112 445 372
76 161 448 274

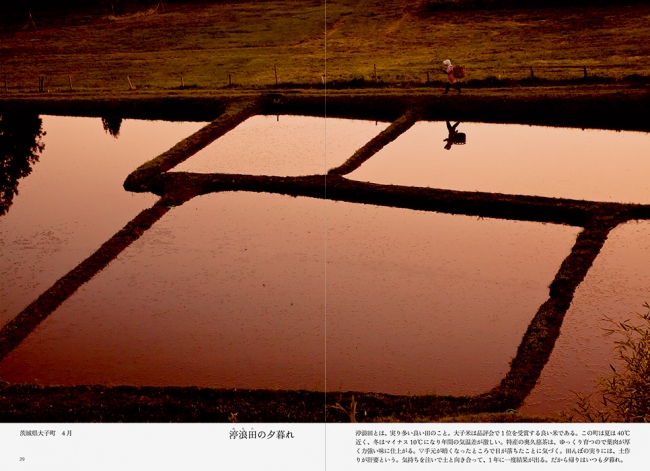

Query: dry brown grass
1 1 649 93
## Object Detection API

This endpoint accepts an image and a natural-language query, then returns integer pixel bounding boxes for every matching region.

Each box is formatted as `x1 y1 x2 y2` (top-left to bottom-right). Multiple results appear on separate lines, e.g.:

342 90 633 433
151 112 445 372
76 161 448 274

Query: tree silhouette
101 116 123 138
0 114 46 216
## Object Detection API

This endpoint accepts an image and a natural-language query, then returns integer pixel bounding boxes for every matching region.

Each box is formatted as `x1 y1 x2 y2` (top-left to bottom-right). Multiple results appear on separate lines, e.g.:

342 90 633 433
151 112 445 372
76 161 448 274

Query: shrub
567 302 650 422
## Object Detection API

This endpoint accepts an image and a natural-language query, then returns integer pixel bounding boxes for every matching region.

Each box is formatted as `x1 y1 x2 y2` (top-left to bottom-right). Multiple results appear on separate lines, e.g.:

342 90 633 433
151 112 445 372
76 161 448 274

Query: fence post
426 71 430 83
3 77 7 92
530 66 535 79
181 76 184 89
68 75 73 91
127 76 134 90
27 12 36 29
374 64 377 82
228 74 232 86
274 64 278 85
583 66 587 78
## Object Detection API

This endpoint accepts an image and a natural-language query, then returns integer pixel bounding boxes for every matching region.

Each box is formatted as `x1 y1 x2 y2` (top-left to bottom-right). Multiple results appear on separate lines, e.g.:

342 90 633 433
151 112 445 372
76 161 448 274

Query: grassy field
1 0 649 92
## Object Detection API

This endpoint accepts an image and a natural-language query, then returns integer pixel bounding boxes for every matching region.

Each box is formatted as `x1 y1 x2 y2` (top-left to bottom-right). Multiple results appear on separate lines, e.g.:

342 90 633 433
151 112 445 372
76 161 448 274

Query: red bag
453 65 466 79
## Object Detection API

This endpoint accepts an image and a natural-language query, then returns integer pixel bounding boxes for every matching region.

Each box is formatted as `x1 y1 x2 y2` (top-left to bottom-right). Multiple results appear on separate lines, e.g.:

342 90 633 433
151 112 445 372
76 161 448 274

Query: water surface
325 202 578 395
521 221 650 415
0 116 206 326
0 193 578 394
171 115 390 176
348 122 650 204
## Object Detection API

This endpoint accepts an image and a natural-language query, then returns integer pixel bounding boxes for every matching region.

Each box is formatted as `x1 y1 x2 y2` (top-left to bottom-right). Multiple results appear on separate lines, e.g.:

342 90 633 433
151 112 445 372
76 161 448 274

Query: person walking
443 59 462 94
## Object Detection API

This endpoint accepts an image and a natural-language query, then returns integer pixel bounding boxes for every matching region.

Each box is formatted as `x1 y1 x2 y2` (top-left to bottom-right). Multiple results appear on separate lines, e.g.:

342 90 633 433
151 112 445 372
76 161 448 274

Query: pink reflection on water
0 193 327 389
0 193 578 394
171 115 390 175
325 202 578 395
521 221 650 416
348 122 650 204
0 116 206 326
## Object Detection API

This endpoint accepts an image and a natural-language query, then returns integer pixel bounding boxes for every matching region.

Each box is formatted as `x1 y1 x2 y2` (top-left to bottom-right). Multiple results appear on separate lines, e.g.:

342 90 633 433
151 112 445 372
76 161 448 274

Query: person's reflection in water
0 114 46 216
443 120 466 150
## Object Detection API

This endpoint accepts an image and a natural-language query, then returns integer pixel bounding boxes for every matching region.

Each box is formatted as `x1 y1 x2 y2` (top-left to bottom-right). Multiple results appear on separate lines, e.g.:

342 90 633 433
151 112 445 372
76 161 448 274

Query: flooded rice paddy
0 116 205 326
324 202 578 396
348 122 650 204
0 192 578 394
521 221 650 415
171 115 390 175
1 112 649 418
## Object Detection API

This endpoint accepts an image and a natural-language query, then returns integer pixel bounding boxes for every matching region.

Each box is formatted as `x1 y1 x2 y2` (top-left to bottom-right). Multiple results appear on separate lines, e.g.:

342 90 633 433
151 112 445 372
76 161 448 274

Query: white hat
443 60 451 66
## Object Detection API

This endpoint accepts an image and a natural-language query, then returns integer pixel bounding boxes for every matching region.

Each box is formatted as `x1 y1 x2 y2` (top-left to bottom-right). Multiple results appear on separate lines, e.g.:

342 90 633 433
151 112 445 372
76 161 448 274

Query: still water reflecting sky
0 192 578 394
348 122 650 204
0 116 205 326
172 115 390 175
3 115 647 408
521 221 650 415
